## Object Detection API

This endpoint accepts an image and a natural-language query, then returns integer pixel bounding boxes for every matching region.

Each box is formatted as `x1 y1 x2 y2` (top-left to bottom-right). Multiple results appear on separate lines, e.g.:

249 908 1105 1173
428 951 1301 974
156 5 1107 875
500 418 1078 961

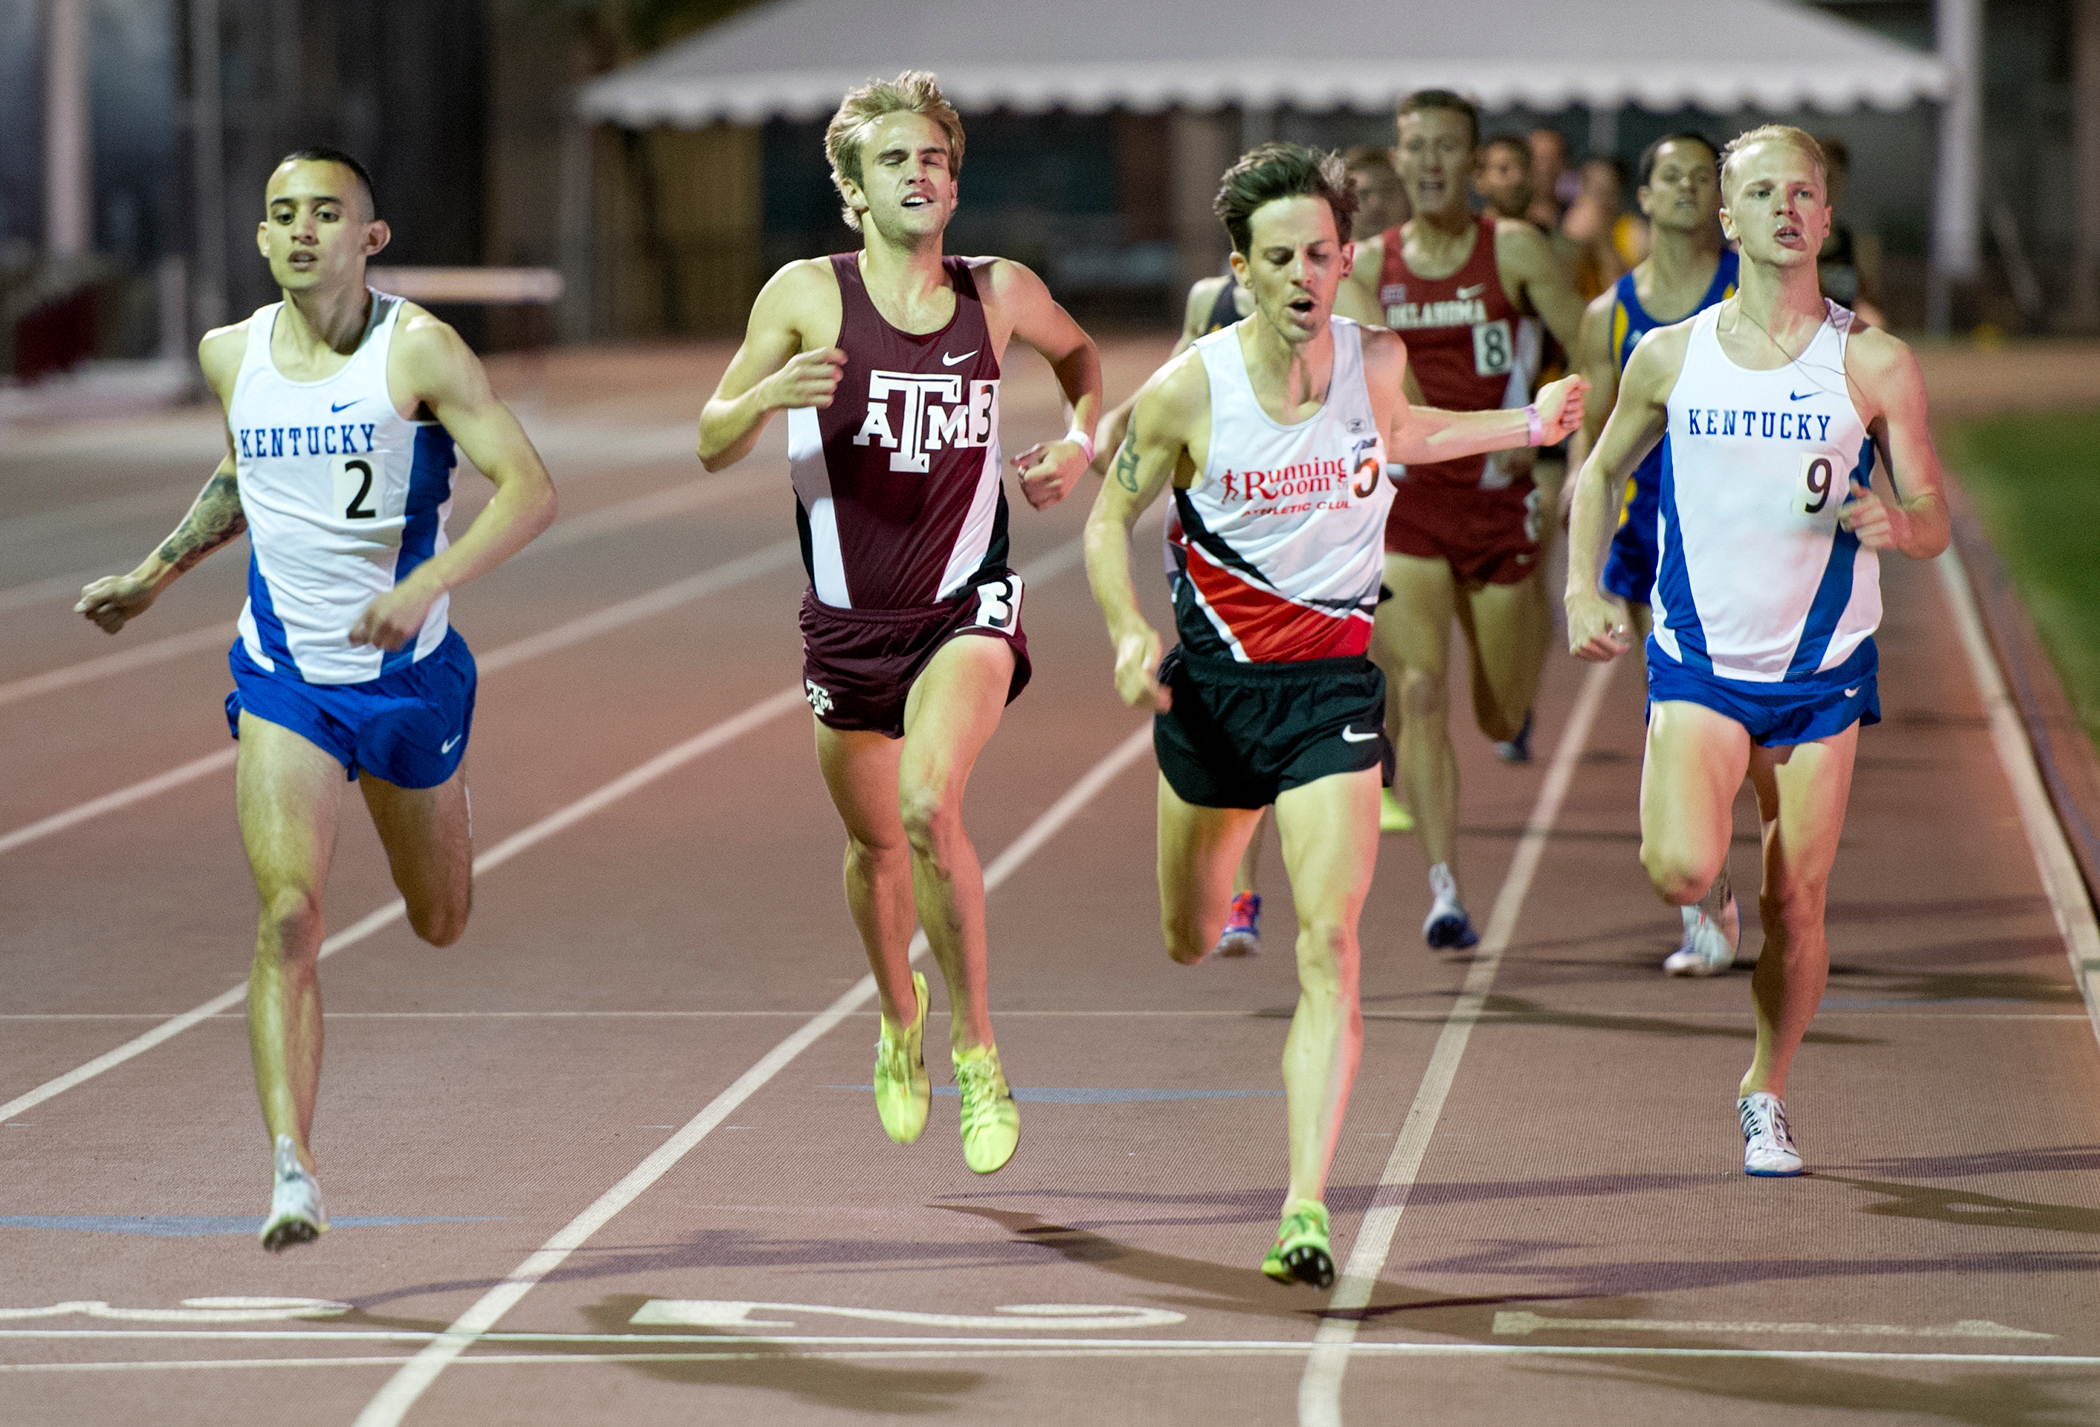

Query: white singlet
1169 316 1390 663
1651 300 1879 683
228 293 458 685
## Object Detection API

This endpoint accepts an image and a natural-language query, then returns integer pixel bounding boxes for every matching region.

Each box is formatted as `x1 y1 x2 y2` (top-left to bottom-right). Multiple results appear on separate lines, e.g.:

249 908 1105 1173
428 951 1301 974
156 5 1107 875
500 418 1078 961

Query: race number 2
332 455 381 521
1798 454 1836 517
1472 319 1513 377
973 574 1024 633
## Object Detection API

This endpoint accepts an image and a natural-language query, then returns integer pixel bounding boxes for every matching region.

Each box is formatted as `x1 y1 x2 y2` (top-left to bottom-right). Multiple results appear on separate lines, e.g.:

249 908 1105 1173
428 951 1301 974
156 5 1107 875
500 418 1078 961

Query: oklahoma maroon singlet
788 254 1008 609
1377 215 1539 490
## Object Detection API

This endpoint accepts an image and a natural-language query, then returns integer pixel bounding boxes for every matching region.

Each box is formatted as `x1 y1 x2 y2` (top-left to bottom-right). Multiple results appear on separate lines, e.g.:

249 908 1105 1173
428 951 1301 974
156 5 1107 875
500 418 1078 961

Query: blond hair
824 71 966 232
1719 125 1827 201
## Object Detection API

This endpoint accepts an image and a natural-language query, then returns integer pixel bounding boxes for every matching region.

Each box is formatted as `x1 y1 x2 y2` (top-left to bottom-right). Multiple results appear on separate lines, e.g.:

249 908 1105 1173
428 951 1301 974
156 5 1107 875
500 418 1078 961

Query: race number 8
1799 454 1835 516
1472 319 1513 377
973 574 1023 632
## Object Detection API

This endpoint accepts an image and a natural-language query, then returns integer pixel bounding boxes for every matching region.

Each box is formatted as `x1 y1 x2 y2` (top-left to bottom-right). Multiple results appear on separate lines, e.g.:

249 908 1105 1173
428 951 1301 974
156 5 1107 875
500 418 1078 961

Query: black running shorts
1153 648 1390 810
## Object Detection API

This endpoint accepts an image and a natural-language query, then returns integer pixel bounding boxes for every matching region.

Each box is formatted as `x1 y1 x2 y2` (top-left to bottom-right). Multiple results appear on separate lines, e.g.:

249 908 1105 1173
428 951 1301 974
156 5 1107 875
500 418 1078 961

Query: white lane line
1298 660 1615 1427
0 748 238 857
0 544 800 857
1937 546 2100 1051
514 469 775 559
0 688 809 1126
0 622 236 709
350 723 1157 1427
1492 1311 2049 1339
14 1341 2100 1373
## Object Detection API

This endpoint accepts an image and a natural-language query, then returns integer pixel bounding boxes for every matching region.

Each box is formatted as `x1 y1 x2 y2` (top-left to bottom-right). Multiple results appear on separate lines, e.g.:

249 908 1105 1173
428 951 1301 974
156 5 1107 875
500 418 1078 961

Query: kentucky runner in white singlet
1565 126 1950 1180
77 148 556 1252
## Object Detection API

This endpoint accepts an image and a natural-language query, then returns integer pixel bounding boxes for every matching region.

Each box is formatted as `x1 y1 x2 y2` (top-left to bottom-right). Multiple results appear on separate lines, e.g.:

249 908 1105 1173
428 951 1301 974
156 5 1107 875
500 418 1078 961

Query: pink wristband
1525 403 1544 447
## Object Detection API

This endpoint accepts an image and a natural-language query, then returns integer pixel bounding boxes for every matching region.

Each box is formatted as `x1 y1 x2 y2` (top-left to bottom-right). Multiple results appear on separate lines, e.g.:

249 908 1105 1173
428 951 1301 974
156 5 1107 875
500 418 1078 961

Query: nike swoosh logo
1788 391 1815 402
440 734 462 753
330 399 361 413
1455 284 1488 300
1843 687 1860 698
1340 726 1378 743
941 350 978 367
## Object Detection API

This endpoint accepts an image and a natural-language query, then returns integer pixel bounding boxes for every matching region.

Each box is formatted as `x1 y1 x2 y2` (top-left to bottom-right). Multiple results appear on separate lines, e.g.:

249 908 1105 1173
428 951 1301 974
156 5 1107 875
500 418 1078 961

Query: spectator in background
1561 155 1640 300
1343 145 1410 235
1527 127 1577 230
1475 135 1536 223
1815 136 1887 328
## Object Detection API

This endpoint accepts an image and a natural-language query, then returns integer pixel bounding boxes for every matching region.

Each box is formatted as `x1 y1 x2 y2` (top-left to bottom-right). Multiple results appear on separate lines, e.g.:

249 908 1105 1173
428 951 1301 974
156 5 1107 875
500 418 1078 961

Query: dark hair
277 146 377 217
1480 134 1532 171
1397 89 1480 148
1341 144 1397 176
1637 132 1718 188
1214 143 1359 254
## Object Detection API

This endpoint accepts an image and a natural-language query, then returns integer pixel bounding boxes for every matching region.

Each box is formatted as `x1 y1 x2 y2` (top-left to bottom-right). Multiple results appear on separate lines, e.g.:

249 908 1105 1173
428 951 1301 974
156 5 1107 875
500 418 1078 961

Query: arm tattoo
154 469 247 573
1113 428 1141 493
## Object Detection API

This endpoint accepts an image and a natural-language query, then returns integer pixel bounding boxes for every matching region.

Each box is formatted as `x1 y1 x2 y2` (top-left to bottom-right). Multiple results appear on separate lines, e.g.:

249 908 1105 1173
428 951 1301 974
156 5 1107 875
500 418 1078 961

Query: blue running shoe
1495 709 1534 764
1215 891 1261 957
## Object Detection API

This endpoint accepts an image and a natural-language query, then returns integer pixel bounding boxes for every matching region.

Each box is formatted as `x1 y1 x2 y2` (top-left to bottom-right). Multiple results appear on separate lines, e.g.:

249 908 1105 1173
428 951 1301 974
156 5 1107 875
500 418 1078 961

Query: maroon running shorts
1384 478 1543 586
797 571 1032 738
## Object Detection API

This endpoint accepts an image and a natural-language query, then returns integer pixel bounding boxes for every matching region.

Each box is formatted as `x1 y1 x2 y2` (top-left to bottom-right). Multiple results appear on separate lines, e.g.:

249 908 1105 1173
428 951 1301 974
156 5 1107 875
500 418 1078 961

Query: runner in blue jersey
1565 127 1950 1177
77 149 557 1248
1568 133 1742 977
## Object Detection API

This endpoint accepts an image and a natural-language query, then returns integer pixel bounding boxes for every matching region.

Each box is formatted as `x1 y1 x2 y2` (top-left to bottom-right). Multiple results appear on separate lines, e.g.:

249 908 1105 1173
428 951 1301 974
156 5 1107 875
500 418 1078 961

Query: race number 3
1472 319 1513 377
332 455 381 521
973 574 1023 633
1798 454 1836 517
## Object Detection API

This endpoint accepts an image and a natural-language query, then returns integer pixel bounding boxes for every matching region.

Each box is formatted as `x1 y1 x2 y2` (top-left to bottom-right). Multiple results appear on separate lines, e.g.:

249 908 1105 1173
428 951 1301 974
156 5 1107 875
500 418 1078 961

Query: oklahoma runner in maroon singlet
699 72 1102 1178
1338 90 1585 951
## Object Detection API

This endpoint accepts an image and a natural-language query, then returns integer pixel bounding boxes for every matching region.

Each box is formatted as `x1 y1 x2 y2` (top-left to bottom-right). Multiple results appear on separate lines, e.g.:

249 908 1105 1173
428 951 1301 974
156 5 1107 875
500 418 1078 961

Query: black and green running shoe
1260 1199 1334 1288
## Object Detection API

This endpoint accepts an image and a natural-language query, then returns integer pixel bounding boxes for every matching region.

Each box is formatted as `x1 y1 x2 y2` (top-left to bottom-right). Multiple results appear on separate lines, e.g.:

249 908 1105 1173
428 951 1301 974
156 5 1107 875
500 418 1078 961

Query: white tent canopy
578 0 1950 127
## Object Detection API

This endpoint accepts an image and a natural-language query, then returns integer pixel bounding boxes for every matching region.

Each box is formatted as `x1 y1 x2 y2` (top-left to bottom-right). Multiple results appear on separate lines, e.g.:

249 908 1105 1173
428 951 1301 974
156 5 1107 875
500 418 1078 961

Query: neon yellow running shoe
873 971 930 1145
1379 789 1415 834
1260 1199 1334 1288
953 1044 1020 1174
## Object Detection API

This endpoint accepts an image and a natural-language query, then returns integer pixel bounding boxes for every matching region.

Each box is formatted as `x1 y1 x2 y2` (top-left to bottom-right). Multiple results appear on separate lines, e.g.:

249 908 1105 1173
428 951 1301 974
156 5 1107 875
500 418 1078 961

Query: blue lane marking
827 1086 1282 1104
0 1215 499 1238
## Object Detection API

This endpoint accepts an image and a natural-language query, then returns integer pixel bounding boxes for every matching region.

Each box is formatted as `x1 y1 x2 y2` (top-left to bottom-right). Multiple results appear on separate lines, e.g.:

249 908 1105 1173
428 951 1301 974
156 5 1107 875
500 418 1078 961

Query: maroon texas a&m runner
699 71 1101 1177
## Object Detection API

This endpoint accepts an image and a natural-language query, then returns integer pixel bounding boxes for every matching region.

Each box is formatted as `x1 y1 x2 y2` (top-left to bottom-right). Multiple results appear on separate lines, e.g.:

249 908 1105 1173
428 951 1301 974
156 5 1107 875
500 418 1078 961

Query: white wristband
1066 430 1095 464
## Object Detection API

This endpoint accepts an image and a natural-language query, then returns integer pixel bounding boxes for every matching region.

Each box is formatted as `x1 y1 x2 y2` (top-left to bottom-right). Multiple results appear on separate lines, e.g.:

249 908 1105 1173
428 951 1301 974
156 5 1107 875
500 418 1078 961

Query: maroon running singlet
788 254 1030 737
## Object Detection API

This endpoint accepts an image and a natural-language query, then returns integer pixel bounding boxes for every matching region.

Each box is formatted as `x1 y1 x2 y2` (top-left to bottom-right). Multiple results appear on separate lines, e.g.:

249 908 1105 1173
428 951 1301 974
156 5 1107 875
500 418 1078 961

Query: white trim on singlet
786 406 850 607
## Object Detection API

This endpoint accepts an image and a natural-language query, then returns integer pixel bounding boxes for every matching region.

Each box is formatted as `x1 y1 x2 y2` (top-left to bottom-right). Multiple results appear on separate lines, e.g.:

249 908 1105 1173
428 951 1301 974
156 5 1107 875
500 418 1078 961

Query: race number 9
1472 319 1513 377
973 574 1024 633
1799 454 1835 516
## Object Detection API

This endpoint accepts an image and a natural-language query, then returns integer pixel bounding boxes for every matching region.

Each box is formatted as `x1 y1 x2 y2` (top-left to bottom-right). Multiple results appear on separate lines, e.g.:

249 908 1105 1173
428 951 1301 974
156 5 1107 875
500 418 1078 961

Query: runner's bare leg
1741 726 1857 1099
237 714 348 1172
1156 779 1264 964
1457 568 1549 743
1374 551 1462 879
1273 767 1377 1207
899 633 1017 1054
360 764 472 947
815 726 919 1030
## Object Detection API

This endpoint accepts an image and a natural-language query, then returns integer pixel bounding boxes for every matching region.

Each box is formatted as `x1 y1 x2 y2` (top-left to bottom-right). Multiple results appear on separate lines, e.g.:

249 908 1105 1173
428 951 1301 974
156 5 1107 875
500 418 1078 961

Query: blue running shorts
1645 637 1879 748
225 628 477 787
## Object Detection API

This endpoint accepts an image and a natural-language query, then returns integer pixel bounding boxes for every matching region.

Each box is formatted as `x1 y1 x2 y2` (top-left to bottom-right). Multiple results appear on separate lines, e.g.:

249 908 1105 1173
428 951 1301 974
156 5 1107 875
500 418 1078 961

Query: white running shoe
1422 863 1479 950
1738 1092 1804 1176
260 1135 328 1252
1664 895 1740 976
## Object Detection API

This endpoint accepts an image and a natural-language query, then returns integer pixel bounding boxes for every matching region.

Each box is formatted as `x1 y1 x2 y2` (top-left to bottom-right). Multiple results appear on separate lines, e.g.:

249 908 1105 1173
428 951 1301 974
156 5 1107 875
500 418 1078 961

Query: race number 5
973 574 1024 633
1472 319 1513 377
1798 454 1836 517
332 455 381 521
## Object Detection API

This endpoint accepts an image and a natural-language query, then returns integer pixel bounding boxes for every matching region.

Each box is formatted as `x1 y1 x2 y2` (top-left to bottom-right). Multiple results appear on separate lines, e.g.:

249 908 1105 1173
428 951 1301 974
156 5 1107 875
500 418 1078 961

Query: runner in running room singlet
1377 213 1541 490
788 253 1007 610
1169 316 1391 664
